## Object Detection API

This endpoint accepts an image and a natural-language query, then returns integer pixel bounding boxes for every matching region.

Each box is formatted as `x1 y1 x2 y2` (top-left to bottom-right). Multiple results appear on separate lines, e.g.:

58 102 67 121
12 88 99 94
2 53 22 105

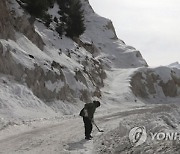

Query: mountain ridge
0 0 179 127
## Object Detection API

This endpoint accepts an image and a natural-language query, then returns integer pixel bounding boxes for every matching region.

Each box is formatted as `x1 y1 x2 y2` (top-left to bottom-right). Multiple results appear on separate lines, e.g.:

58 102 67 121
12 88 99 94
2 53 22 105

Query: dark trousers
83 117 92 138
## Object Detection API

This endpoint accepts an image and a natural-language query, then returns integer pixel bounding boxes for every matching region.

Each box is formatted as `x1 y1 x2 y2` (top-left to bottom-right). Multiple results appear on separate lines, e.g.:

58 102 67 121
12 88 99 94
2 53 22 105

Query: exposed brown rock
0 0 15 40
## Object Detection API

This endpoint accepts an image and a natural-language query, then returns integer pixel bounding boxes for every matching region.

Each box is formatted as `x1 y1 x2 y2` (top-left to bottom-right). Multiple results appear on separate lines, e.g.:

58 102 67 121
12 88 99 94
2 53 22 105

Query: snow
34 21 89 71
47 3 61 19
94 104 180 154
0 75 58 125
153 66 172 83
0 101 145 153
0 0 180 153
81 0 147 68
169 62 180 69
8 0 24 17
44 45 83 71
45 80 64 93
0 39 35 69
0 62 180 153
16 34 50 61
101 68 140 105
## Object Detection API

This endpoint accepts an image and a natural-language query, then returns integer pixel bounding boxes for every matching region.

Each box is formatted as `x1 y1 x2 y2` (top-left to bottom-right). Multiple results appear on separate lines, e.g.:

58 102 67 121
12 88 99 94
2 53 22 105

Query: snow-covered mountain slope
0 0 179 123
169 62 180 69
130 66 180 103
101 68 141 105
1 0 107 105
0 0 148 123
0 75 58 129
81 0 147 68
1 0 180 153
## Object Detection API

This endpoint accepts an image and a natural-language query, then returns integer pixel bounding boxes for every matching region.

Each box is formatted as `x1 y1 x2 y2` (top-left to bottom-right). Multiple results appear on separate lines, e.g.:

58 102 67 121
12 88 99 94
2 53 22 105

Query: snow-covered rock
81 0 148 68
169 62 180 69
0 0 15 40
94 104 180 154
0 0 180 153
130 66 180 102
0 0 147 113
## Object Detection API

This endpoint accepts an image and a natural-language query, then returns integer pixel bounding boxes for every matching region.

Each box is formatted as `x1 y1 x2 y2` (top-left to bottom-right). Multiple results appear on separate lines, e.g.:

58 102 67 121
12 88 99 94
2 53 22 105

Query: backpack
79 108 85 117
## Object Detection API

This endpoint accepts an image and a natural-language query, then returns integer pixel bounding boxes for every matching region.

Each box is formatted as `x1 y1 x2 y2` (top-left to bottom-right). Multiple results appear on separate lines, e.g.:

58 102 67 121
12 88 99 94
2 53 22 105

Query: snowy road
0 117 87 154
0 106 141 154
0 104 176 154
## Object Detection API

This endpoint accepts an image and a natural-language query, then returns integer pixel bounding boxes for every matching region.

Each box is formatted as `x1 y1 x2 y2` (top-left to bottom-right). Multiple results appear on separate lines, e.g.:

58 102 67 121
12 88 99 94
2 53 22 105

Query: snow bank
94 104 180 154
0 75 58 129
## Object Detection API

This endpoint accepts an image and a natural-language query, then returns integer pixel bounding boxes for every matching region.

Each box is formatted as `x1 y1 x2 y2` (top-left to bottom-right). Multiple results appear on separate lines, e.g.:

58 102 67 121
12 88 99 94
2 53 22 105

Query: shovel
93 121 104 132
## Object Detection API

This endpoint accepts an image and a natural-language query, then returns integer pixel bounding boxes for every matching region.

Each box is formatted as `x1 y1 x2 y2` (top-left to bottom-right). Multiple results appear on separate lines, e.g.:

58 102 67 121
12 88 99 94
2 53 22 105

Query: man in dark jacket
80 100 101 140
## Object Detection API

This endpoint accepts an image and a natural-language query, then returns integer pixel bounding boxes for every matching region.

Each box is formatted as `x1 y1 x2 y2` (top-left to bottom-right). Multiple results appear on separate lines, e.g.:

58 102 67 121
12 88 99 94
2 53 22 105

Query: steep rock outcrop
130 67 180 100
0 0 146 108
81 0 148 68
0 0 44 50
0 38 106 103
0 0 15 40
14 16 44 50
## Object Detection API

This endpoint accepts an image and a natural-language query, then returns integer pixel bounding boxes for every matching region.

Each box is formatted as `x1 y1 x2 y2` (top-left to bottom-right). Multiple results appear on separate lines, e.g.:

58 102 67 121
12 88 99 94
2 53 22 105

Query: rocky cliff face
0 0 15 40
0 0 148 113
81 0 148 68
0 0 110 105
0 39 105 103
130 67 180 101
0 0 44 49
1 0 179 108
0 0 179 123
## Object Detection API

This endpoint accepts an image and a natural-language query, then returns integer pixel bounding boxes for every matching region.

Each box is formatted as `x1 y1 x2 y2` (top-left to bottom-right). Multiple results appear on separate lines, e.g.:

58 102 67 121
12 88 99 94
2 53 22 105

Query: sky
89 0 180 66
